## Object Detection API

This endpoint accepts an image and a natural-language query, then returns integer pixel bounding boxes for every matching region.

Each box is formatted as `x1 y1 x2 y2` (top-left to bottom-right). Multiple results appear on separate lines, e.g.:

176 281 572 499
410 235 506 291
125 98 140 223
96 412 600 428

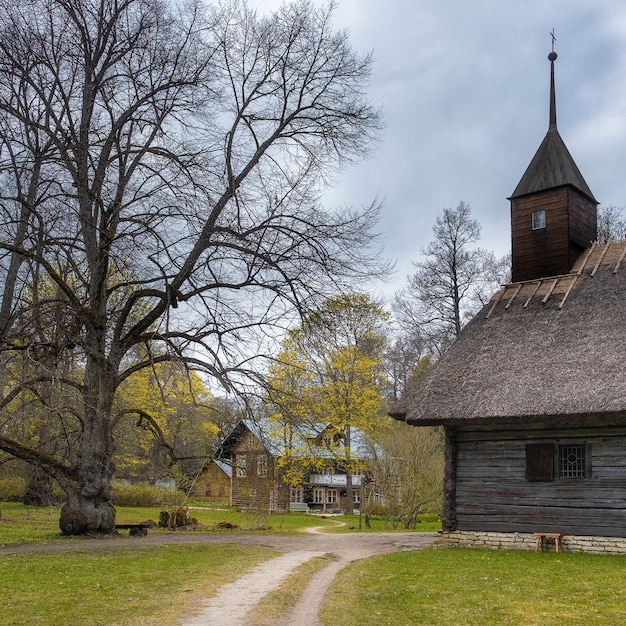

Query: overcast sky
249 0 626 298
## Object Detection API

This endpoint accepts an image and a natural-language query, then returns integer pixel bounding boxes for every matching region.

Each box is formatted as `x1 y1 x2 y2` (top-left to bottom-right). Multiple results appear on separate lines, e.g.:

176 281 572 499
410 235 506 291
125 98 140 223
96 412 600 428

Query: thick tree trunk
345 471 353 513
59 352 117 535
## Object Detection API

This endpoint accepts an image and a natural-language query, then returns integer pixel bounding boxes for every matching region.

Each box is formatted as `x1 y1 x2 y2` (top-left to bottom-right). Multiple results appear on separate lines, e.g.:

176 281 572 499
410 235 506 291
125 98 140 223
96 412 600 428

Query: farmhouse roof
216 418 372 460
213 459 232 478
393 241 626 426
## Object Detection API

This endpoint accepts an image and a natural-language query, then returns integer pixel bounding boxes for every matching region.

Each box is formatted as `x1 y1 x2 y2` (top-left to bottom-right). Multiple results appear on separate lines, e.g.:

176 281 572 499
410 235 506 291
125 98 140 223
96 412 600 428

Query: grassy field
320 546 626 625
1 543 276 626
3 503 626 625
0 502 340 546
0 502 439 547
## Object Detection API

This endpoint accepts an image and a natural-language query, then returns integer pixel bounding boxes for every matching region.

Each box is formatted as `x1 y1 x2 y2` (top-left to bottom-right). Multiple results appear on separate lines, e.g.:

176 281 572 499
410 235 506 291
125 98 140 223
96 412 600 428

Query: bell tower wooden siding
509 51 597 283
511 186 597 282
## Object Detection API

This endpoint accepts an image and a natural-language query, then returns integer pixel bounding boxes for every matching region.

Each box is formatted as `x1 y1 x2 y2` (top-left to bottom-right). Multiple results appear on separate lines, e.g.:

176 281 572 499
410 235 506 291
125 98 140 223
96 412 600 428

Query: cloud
248 0 626 297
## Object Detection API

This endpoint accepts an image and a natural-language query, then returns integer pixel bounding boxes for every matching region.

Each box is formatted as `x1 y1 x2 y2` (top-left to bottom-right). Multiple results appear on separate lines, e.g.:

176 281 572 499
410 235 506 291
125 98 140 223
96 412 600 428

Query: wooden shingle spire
509 39 598 282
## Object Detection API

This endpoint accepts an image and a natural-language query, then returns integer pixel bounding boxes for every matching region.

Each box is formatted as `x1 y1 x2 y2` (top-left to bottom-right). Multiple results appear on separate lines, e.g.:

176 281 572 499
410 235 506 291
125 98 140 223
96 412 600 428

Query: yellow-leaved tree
267 294 389 509
114 362 220 487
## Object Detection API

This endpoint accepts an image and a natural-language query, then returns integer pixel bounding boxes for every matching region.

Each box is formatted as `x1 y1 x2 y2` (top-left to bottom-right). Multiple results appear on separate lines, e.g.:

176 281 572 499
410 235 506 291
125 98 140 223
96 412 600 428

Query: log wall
449 425 626 537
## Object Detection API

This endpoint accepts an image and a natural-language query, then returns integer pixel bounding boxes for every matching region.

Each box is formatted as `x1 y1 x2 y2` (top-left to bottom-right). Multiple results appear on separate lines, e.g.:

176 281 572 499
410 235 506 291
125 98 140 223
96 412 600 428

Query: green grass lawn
0 502 340 546
1 544 276 626
0 503 438 547
3 502 625 625
320 546 626 625
323 512 441 533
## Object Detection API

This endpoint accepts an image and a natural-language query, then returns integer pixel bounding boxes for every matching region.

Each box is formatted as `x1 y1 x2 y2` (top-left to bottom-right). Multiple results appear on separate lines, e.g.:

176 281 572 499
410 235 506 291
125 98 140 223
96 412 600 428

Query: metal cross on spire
550 28 556 53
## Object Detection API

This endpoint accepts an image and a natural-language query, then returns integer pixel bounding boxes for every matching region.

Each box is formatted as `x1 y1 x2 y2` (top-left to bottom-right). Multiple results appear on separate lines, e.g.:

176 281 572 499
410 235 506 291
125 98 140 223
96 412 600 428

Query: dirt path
182 522 438 625
183 549 327 625
1 524 438 625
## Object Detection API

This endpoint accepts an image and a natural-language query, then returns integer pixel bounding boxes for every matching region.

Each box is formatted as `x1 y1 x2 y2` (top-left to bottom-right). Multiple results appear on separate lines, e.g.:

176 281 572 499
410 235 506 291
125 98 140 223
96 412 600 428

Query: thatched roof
396 241 626 426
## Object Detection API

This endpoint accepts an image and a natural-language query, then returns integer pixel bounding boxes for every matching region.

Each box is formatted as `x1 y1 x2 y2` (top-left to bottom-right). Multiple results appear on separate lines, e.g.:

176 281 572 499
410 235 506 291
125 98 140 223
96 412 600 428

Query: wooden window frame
235 455 247 478
532 209 546 230
558 444 590 480
526 442 591 482
290 487 304 503
257 455 268 477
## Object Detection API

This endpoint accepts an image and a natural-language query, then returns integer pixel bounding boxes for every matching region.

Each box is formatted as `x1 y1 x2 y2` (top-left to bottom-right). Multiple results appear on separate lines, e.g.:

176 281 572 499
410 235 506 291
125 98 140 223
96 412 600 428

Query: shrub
111 482 184 507
0 476 27 502
363 501 389 517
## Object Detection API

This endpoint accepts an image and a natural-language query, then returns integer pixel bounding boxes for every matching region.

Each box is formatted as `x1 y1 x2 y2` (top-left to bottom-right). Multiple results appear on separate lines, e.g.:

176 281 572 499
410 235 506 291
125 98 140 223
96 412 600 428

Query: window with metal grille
559 445 586 479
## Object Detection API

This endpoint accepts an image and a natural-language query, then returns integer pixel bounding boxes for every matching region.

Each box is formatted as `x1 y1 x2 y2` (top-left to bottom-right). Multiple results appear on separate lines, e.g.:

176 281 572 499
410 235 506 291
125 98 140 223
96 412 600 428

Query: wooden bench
115 523 151 536
534 532 562 553
289 502 310 513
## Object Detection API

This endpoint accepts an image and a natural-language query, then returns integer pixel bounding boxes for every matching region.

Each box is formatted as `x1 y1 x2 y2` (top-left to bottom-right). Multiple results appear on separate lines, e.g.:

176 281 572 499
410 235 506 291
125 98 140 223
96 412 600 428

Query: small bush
363 501 388 517
0 476 27 502
112 482 184 507
417 512 441 525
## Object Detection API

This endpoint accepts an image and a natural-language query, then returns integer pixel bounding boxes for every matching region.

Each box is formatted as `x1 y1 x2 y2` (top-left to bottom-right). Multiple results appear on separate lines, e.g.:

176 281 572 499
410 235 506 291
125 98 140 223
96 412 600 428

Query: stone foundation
441 530 626 554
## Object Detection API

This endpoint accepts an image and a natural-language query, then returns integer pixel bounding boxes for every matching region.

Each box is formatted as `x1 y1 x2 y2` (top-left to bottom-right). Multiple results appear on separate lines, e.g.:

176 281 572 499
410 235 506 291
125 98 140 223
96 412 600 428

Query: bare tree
0 0 386 534
394 202 509 355
382 332 427 403
597 205 626 243
369 421 444 528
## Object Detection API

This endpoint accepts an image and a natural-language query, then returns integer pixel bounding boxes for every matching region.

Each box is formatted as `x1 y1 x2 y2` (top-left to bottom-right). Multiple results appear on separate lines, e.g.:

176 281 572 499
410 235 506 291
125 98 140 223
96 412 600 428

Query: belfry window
532 210 546 230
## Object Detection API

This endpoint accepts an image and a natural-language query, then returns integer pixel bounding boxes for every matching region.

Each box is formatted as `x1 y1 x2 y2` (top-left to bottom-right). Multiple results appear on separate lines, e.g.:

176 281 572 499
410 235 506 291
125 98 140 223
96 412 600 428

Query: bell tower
509 42 597 283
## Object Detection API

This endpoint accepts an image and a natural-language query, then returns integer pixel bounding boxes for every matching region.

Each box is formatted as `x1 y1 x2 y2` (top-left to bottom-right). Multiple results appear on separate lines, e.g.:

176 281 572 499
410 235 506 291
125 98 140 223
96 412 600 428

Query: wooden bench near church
534 532 562 553
115 523 151 536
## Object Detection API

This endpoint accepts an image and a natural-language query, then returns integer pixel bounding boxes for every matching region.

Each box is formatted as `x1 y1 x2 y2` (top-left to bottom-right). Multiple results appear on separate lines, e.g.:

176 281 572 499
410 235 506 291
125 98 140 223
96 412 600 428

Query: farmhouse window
525 443 554 481
236 455 247 477
559 445 586 479
290 488 304 503
257 455 268 477
327 489 338 504
313 488 324 503
532 209 546 230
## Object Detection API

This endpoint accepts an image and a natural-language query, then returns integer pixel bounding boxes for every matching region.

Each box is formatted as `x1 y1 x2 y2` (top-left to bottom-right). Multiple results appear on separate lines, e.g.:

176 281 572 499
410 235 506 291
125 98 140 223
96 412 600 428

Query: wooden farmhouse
212 419 375 513
392 50 626 553
193 460 231 503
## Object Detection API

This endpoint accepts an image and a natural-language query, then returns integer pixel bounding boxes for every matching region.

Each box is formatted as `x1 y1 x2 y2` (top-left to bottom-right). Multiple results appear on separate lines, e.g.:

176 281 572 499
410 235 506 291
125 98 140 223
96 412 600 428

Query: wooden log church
392 48 626 553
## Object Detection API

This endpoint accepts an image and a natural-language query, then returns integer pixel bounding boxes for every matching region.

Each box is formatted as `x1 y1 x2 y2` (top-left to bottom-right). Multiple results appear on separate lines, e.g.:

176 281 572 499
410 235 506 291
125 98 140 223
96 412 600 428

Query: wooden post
442 427 457 531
